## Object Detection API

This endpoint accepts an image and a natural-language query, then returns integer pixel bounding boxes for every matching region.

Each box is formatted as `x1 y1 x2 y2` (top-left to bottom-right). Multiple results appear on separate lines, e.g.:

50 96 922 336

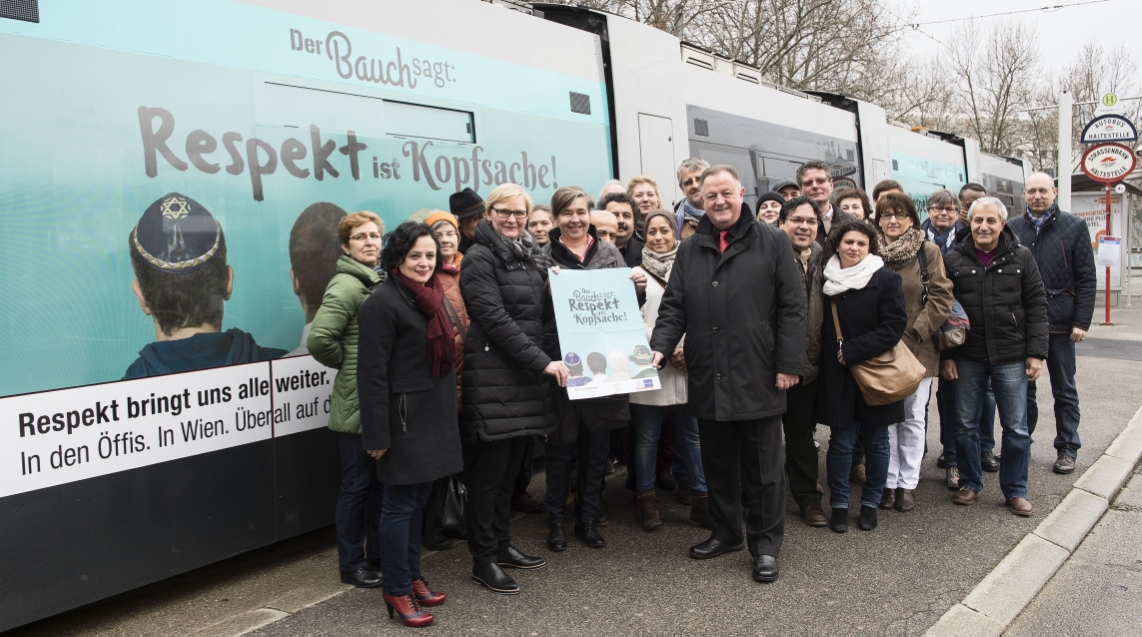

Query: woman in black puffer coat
460 183 568 596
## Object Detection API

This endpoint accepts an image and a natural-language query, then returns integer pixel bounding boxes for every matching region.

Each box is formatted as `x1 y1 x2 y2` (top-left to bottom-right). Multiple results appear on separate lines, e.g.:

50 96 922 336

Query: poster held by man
549 268 660 400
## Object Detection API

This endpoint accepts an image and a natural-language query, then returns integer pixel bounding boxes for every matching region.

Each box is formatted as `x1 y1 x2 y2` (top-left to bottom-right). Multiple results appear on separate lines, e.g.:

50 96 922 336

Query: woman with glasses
921 189 966 254
875 192 953 513
460 183 565 595
307 211 386 589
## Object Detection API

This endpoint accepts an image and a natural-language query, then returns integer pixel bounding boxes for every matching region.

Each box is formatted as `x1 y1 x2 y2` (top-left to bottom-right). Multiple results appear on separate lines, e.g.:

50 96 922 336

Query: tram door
638 113 676 205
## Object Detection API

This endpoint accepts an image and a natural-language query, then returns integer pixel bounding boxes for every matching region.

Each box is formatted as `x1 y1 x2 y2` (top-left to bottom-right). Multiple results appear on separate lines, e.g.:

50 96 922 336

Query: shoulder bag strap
830 299 844 344
917 243 930 307
442 294 467 341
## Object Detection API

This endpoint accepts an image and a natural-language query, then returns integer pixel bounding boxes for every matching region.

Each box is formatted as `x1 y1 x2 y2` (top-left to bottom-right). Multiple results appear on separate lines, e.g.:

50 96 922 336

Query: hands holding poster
549 268 660 400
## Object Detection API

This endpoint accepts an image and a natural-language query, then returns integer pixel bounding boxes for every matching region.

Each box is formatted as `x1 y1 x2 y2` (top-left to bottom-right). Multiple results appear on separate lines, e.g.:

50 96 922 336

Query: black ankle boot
471 561 519 595
574 521 605 548
859 505 878 531
547 524 567 552
829 507 848 533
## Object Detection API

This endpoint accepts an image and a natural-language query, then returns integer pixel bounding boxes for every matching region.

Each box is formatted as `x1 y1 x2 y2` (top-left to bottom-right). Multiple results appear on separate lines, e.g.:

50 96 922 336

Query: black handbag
441 475 468 538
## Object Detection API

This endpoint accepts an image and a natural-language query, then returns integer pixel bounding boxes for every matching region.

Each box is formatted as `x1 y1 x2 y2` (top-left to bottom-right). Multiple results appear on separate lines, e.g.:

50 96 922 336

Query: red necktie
719 230 729 254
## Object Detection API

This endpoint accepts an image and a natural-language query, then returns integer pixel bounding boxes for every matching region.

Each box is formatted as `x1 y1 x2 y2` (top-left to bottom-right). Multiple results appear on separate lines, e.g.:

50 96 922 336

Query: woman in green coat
307 211 386 589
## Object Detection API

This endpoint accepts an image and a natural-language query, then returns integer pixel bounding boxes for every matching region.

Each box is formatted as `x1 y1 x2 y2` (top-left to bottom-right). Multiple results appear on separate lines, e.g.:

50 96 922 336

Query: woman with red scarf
358 222 464 628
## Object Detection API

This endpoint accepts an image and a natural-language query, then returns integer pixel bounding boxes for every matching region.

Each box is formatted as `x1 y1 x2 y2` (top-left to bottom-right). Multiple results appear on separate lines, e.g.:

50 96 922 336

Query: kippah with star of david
130 193 223 274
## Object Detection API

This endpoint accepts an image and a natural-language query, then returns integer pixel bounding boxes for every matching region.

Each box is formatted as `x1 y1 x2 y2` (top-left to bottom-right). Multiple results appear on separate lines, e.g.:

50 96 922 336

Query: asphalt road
11 312 1142 636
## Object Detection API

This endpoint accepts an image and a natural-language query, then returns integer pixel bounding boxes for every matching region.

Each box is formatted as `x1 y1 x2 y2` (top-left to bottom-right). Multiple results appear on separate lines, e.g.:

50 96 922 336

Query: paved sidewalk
10 309 1142 636
1006 466 1142 635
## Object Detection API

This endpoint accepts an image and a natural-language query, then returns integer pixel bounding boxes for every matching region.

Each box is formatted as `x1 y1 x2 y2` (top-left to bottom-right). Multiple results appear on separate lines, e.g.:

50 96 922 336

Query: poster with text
549 268 660 400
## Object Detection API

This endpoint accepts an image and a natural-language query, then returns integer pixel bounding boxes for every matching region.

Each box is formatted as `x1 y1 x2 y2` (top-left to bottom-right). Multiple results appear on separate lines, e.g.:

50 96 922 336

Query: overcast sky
904 0 1142 84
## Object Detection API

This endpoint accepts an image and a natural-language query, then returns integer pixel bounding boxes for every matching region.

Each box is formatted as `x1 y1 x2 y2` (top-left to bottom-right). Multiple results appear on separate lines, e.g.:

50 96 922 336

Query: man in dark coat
650 165 805 583
1007 172 1095 475
777 197 827 528
941 197 1048 517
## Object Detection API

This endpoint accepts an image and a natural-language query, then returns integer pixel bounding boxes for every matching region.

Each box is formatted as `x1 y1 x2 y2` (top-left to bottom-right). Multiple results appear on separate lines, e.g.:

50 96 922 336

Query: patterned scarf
925 220 958 253
1026 202 1057 233
640 243 678 285
878 227 925 271
497 229 549 270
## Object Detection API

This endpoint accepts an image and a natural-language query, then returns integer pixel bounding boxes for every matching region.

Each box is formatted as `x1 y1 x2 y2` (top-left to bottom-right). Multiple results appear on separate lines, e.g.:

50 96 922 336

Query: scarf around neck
878 227 924 270
392 270 454 378
823 253 885 296
640 243 678 285
1026 202 1056 233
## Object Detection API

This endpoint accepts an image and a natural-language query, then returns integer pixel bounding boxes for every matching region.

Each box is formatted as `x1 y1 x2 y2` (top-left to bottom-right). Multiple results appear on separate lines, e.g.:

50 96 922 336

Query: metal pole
1058 91 1073 210
1103 183 1113 325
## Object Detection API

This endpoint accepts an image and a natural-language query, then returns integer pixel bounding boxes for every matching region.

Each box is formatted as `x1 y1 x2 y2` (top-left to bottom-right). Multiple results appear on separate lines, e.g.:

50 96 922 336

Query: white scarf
822 254 884 296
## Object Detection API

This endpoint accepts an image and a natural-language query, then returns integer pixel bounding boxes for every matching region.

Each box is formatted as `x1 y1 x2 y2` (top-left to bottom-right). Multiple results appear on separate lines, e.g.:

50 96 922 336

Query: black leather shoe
688 535 745 560
937 452 947 469
340 568 382 588
497 545 546 570
471 562 519 595
829 507 848 534
547 524 567 552
980 451 1000 473
574 522 606 548
752 555 779 583
858 505 878 531
421 532 455 551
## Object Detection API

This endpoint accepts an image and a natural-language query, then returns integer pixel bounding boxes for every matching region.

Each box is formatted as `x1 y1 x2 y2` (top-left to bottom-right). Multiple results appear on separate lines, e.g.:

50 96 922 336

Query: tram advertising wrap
0 0 610 629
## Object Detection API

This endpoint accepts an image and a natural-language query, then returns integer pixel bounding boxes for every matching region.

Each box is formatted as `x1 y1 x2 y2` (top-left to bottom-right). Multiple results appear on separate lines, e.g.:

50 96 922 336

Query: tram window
259 82 386 138
384 100 475 144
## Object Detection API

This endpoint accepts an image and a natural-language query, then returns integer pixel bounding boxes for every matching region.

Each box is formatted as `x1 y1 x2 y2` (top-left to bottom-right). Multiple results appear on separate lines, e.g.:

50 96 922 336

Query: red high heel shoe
382 592 434 628
411 578 446 607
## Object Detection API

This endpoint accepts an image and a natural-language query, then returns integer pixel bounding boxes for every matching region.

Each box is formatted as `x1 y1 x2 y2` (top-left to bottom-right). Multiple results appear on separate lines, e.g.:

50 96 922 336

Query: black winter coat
619 232 644 267
942 226 1049 365
1007 209 1096 332
650 210 806 421
544 226 631 444
460 220 555 442
357 277 463 485
816 266 908 429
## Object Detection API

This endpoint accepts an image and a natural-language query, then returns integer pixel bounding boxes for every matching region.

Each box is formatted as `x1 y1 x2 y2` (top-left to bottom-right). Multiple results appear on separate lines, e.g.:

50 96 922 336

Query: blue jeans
955 358 1031 498
938 377 997 465
826 424 889 509
380 480 434 595
629 403 706 493
335 432 383 573
1027 333 1081 458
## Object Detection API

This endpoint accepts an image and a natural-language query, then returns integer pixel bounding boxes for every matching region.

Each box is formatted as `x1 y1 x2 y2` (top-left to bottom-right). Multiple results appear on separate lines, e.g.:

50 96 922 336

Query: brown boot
689 491 712 529
635 489 663 532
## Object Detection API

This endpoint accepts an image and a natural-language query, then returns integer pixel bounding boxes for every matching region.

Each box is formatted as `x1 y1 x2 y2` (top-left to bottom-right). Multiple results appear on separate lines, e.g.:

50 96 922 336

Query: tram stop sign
1081 142 1137 184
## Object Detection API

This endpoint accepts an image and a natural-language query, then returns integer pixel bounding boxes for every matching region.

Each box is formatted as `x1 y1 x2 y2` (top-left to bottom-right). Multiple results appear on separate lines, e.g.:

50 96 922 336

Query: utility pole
1058 91 1073 211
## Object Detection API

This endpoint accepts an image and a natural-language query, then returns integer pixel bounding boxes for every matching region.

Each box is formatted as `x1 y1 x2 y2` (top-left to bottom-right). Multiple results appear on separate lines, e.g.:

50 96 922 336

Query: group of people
306 154 1095 627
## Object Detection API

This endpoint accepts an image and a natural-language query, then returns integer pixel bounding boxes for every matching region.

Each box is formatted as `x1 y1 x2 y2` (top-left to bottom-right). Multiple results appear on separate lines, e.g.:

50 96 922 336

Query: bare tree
948 18 1041 155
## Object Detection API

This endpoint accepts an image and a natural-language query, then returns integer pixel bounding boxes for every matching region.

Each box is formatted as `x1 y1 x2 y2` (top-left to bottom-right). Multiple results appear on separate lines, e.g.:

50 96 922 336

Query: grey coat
357 276 463 486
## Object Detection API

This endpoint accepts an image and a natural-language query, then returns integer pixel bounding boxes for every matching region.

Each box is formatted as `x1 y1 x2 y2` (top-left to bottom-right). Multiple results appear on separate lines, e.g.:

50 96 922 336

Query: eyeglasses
349 232 381 242
491 207 528 219
879 211 909 220
928 205 958 214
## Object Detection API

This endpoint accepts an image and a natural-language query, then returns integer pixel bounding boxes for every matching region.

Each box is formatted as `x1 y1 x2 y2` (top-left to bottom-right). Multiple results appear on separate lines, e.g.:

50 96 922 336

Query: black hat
130 193 222 274
629 345 654 364
450 187 485 219
773 180 799 193
758 191 785 208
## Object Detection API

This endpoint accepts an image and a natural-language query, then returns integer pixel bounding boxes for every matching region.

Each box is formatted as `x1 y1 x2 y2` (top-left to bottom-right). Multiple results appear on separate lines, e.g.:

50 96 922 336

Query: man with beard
602 192 641 266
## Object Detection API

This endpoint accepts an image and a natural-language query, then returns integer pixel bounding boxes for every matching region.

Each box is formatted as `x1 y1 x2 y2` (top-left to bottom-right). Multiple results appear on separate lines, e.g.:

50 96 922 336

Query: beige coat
889 241 954 377
630 266 687 406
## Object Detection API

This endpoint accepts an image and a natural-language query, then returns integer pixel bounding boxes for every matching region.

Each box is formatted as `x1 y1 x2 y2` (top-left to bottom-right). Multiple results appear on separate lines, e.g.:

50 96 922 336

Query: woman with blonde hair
627 175 666 237
460 183 564 595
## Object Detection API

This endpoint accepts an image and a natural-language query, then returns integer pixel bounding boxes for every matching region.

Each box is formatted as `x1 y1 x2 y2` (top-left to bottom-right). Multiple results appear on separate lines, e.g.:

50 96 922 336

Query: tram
0 0 1027 629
